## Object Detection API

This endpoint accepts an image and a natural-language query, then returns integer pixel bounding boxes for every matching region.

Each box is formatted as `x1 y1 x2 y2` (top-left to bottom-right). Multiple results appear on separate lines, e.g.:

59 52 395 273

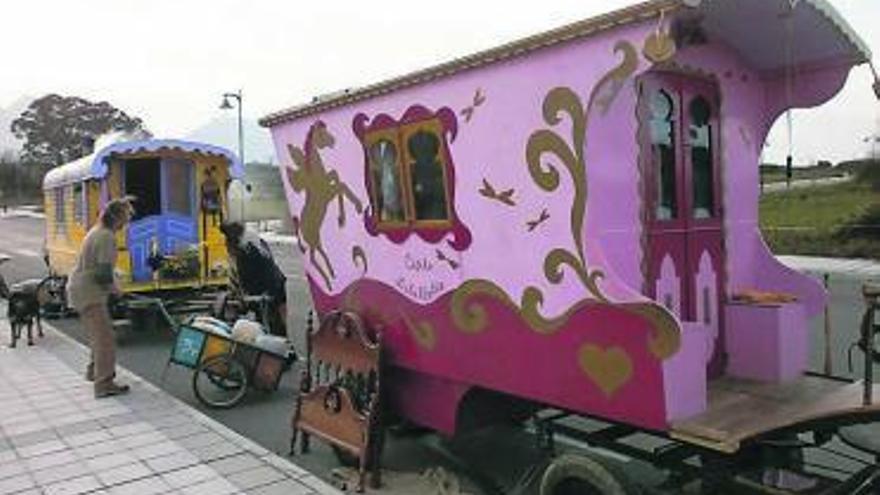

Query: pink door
640 73 726 378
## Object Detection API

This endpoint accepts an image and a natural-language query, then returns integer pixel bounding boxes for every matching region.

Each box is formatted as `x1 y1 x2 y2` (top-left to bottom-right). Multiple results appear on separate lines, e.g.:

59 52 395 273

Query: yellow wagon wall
44 182 95 277
197 155 232 286
45 152 233 295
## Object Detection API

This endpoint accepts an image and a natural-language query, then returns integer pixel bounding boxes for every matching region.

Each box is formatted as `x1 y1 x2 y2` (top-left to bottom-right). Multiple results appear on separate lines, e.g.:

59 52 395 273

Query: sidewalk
0 319 341 495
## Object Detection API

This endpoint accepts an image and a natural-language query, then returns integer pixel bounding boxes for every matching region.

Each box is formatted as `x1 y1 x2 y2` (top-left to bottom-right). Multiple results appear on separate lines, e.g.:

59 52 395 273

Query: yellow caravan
42 133 243 294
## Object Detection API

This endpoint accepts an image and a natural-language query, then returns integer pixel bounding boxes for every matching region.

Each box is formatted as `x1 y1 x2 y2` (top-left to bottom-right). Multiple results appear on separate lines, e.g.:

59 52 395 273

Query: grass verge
760 179 880 259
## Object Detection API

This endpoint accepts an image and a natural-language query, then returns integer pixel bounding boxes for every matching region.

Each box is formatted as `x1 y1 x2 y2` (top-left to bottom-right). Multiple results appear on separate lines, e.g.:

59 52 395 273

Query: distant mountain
184 115 277 164
0 95 33 158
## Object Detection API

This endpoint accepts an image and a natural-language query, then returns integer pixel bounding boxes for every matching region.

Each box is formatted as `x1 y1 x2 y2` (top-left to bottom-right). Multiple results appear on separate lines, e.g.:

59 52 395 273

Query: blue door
125 158 197 283
128 217 159 282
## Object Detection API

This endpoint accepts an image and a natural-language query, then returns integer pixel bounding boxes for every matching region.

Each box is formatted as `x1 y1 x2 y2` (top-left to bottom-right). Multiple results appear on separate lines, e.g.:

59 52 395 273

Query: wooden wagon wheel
193 354 248 408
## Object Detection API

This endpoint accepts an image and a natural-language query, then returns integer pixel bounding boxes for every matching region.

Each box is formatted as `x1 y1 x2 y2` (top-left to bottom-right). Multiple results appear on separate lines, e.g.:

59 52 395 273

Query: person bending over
219 221 288 338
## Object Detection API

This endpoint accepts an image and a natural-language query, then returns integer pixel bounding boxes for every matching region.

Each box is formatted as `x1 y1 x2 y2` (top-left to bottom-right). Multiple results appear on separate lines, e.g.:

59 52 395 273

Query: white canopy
692 0 871 72
43 134 243 190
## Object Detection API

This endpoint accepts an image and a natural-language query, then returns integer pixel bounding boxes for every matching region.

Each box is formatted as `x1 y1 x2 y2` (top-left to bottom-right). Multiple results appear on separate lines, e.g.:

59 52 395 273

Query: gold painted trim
449 278 680 360
260 0 678 127
448 42 681 361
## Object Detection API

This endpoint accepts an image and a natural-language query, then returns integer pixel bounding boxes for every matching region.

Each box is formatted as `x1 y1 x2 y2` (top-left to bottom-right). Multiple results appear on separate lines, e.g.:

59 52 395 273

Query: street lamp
220 90 245 220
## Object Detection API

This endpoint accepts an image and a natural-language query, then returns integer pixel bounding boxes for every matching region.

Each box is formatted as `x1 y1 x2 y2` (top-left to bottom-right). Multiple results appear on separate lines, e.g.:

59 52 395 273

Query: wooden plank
671 376 880 453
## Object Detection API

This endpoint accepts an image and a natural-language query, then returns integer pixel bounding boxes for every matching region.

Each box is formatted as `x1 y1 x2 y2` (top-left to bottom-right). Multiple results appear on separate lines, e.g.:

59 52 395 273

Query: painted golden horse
286 121 362 291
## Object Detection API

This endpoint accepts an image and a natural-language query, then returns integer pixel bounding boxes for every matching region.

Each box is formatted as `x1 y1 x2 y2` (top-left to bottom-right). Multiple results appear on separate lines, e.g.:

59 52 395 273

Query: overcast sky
0 0 877 164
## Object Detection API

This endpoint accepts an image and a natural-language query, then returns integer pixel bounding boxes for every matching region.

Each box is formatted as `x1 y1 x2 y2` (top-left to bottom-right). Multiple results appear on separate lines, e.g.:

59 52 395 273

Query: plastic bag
231 319 265 344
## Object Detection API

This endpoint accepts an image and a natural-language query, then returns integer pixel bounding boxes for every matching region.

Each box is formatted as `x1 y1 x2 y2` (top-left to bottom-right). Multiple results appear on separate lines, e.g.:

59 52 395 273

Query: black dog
0 257 44 347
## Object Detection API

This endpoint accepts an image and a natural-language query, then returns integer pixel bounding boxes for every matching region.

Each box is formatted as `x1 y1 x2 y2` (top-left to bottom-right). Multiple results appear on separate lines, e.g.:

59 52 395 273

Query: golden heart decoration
578 344 633 397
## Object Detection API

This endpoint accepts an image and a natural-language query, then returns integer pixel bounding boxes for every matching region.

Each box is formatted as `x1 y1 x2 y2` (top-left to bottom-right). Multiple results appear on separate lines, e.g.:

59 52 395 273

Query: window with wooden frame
353 105 472 251
364 118 452 228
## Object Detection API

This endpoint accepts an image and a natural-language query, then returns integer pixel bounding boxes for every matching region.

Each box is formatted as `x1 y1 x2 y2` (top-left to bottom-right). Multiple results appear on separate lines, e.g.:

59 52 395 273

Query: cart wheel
193 354 248 408
207 370 242 391
540 453 640 495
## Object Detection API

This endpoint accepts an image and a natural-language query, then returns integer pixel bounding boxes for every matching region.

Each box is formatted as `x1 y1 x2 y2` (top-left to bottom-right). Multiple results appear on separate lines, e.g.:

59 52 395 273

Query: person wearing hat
67 197 133 398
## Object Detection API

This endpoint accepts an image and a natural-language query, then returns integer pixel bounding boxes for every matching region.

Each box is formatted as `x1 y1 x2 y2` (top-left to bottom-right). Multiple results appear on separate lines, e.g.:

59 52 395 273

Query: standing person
67 198 133 398
219 221 288 338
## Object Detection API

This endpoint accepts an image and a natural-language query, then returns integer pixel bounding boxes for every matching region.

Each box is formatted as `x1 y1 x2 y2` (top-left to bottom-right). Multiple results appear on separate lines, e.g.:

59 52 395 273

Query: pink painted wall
268 13 853 430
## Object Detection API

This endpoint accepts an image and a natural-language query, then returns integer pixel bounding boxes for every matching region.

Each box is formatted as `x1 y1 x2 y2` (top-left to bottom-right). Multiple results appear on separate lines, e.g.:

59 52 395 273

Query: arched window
650 89 678 221
405 129 449 222
689 96 715 219
354 105 471 251
363 119 452 227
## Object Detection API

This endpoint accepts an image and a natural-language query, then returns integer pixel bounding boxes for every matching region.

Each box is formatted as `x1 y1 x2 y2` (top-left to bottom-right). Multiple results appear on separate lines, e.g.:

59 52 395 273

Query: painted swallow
526 209 550 232
436 249 460 270
479 178 516 206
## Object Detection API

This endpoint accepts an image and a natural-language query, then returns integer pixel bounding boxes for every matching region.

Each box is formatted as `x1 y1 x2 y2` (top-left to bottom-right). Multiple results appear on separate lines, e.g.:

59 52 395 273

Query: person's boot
95 382 130 399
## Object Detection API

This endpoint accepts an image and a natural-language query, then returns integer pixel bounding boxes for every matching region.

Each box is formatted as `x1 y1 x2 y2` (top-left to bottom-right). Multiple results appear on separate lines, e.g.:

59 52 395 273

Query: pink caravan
262 0 877 437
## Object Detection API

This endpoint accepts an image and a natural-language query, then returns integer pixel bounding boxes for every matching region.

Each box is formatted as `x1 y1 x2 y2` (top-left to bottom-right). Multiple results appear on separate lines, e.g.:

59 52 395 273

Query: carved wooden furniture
291 310 383 492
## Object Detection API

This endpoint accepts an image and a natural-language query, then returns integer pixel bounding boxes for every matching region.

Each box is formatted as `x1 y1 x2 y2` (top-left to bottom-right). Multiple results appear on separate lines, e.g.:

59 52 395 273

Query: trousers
80 303 116 392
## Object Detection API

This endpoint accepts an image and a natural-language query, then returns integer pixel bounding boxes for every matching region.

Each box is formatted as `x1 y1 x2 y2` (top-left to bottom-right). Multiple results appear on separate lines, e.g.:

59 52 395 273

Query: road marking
11 248 41 258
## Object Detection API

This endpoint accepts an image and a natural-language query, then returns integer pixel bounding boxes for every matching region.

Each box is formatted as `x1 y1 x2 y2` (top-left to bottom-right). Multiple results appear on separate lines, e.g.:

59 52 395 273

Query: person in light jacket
67 197 133 398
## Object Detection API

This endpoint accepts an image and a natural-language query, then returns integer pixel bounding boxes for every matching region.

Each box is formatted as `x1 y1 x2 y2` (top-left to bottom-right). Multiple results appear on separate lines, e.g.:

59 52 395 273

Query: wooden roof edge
259 0 679 128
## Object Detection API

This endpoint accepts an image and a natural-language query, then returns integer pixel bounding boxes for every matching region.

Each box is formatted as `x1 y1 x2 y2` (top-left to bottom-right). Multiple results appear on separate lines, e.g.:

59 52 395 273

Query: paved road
762 174 853 193
2 213 879 494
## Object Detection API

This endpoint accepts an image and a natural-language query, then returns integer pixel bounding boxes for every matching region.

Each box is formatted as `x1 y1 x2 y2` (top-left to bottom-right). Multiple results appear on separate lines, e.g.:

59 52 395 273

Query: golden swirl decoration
525 42 639 303
526 85 607 303
451 279 585 335
625 303 680 360
449 41 680 361
451 278 680 358
401 313 437 351
588 41 639 117
352 246 368 276
451 280 514 334
340 284 435 351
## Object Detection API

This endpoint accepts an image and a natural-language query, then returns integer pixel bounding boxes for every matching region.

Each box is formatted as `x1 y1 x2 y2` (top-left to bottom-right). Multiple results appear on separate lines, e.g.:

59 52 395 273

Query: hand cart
149 296 295 408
